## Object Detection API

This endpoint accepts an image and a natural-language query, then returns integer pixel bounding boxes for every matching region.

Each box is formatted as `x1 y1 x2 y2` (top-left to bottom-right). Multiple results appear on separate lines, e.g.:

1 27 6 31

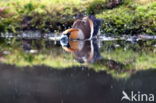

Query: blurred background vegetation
0 0 156 35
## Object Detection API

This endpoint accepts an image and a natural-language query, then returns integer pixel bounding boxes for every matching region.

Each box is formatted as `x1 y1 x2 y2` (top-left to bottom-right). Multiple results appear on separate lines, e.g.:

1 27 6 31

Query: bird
60 15 102 47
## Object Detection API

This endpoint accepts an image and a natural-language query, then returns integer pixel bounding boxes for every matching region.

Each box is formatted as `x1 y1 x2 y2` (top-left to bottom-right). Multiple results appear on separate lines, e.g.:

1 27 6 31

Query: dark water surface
0 63 156 103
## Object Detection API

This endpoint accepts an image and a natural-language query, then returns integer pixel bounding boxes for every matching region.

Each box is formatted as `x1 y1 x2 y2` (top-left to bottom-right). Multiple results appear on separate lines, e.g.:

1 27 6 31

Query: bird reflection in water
60 39 125 70
60 39 102 63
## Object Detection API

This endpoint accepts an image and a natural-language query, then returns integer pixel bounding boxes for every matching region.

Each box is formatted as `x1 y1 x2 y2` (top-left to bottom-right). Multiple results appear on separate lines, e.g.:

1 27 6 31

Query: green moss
96 2 156 35
86 0 107 14
0 0 85 33
0 0 156 35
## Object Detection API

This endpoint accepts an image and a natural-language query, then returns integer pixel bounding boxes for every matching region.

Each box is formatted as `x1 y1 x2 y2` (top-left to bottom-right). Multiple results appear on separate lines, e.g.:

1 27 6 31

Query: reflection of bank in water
61 39 102 63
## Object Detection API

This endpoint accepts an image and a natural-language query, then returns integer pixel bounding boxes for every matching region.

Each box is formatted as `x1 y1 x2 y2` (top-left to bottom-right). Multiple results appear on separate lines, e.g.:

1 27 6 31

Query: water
0 32 156 103
0 63 156 103
0 32 156 74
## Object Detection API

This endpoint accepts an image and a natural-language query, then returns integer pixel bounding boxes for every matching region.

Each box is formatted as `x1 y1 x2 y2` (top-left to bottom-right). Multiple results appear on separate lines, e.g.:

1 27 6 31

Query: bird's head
60 28 79 47
60 33 69 47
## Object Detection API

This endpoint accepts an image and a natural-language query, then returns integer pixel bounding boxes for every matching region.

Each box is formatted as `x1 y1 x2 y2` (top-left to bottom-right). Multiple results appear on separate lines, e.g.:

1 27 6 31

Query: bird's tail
89 15 102 36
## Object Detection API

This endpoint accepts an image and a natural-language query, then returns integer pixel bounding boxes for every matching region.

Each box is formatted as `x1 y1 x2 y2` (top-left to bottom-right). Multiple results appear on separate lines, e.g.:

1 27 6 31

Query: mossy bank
0 0 156 35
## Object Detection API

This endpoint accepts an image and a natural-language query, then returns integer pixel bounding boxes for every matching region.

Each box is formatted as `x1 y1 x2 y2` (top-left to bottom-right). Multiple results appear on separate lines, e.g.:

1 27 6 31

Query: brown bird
60 15 102 46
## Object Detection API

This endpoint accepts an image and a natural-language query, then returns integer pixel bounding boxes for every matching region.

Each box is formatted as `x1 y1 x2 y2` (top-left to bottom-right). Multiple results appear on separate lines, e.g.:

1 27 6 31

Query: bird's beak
60 35 69 47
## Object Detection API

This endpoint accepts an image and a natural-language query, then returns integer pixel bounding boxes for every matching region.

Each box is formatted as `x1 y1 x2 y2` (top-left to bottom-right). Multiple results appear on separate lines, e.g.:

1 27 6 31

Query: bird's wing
72 18 92 39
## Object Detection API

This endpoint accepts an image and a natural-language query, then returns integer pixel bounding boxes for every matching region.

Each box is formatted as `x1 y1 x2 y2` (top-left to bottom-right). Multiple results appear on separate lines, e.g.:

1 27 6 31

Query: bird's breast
69 31 78 39
70 30 84 40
